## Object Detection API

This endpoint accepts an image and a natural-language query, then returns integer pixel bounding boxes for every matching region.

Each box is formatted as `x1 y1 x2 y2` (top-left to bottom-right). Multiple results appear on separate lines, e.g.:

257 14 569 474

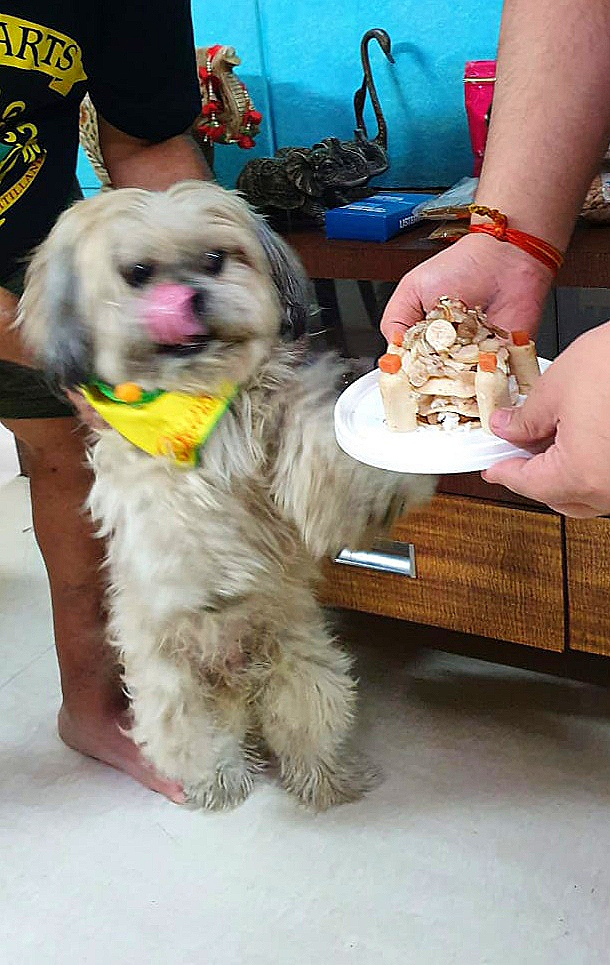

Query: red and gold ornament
196 45 261 149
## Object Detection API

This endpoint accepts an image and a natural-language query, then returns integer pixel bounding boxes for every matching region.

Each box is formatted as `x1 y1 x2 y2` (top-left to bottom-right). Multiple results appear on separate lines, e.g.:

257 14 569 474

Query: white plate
334 359 551 475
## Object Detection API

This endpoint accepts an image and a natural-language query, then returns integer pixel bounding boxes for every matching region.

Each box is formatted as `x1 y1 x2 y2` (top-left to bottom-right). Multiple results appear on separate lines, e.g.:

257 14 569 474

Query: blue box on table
324 192 438 242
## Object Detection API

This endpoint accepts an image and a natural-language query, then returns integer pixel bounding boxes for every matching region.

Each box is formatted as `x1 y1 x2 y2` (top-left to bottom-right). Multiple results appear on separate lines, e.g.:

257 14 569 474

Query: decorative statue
237 28 394 225
193 45 262 152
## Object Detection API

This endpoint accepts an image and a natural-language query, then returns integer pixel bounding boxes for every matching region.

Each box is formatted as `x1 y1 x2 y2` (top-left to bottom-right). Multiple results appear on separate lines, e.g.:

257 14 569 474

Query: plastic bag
427 222 470 241
413 178 479 221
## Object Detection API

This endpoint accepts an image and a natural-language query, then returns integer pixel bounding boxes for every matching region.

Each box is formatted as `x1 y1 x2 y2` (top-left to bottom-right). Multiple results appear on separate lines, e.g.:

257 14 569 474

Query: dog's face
20 181 296 394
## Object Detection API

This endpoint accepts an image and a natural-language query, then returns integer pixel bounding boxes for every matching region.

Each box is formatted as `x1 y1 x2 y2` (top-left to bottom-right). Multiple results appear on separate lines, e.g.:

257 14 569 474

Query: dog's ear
253 217 310 341
41 251 94 387
18 234 94 389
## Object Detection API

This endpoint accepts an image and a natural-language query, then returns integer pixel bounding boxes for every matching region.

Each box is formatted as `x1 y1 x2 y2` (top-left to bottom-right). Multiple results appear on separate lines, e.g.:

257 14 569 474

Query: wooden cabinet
321 495 565 651
565 517 610 656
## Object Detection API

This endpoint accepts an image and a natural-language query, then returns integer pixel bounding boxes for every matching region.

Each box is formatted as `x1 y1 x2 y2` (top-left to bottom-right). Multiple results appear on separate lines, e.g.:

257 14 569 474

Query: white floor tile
0 478 53 686
1 475 610 965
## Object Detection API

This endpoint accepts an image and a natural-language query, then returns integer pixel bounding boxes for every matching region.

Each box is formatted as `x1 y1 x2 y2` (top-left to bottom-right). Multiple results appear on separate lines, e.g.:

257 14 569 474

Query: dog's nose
141 283 207 345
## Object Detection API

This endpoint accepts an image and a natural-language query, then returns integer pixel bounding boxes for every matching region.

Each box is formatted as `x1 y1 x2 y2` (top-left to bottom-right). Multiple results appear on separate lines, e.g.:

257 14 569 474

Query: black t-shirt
0 2 201 273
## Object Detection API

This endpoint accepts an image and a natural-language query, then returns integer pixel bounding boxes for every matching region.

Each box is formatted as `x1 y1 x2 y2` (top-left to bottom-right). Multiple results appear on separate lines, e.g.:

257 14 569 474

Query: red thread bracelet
467 204 564 276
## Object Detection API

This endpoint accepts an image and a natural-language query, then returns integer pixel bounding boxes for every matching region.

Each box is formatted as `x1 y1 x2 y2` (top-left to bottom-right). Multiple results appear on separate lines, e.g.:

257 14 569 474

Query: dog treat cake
379 297 540 434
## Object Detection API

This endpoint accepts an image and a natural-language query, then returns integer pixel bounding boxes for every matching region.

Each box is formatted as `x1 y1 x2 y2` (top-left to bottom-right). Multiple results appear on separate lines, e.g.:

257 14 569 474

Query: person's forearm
475 0 610 251
99 117 212 190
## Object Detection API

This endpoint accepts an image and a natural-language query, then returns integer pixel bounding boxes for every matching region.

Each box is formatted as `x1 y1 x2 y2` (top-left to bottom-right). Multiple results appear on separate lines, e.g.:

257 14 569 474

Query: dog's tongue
141 283 205 345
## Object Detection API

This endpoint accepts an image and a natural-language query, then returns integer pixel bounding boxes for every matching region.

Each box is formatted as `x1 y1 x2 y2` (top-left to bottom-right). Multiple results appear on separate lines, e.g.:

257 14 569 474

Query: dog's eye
202 251 226 275
123 262 156 288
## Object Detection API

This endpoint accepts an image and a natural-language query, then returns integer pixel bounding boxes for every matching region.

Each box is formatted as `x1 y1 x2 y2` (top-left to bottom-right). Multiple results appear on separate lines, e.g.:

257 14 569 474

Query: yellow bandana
80 381 237 467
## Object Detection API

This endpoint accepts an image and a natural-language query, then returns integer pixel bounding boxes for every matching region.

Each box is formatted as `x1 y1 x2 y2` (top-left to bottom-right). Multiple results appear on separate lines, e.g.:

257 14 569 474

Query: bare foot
58 704 185 803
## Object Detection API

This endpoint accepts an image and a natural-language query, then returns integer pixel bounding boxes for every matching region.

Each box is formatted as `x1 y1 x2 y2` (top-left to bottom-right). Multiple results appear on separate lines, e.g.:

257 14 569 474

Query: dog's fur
19 181 434 810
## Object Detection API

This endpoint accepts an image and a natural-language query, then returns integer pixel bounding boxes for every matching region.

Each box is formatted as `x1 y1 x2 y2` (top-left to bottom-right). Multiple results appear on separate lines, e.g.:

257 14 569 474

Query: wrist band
467 204 564 276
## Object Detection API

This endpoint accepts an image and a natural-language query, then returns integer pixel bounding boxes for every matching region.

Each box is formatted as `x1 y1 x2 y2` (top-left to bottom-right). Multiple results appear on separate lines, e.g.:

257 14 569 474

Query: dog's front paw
184 760 256 811
281 753 380 811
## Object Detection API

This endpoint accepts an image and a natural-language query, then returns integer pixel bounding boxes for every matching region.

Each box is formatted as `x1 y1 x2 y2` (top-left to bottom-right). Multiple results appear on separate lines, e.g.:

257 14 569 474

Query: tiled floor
2 475 610 964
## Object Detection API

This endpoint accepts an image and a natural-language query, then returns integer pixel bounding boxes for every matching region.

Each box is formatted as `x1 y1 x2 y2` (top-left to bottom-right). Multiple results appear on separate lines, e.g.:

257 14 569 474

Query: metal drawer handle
334 539 416 578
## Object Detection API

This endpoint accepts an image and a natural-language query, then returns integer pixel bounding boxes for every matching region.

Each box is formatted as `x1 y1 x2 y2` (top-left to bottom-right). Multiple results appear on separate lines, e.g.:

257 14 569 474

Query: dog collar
89 380 164 405
80 380 238 467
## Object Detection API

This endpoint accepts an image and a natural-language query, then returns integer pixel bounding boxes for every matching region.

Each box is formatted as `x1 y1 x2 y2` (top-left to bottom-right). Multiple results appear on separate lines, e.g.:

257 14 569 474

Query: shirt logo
0 94 45 225
0 15 86 96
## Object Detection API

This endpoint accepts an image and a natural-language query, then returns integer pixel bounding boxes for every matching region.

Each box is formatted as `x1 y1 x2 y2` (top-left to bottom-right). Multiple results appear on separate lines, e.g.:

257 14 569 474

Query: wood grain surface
565 517 610 656
319 495 565 650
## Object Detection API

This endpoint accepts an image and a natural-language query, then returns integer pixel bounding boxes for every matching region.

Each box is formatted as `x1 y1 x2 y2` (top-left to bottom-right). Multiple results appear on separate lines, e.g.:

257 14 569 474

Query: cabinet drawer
565 517 610 655
320 494 564 650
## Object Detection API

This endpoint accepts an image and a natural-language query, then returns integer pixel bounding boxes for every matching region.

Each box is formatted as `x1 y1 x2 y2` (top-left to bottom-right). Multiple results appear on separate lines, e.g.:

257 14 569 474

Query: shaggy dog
19 181 433 810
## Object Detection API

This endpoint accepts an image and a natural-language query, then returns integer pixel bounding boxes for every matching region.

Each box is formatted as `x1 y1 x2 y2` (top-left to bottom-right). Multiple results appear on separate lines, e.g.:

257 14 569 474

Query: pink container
464 60 496 177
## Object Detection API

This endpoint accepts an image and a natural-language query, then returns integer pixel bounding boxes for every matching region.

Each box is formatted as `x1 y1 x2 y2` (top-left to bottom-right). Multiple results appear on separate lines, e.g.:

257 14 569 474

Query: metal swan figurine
351 28 394 179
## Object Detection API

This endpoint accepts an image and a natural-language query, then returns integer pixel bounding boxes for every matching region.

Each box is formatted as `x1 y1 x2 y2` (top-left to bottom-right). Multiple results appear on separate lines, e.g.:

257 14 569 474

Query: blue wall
78 0 503 192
